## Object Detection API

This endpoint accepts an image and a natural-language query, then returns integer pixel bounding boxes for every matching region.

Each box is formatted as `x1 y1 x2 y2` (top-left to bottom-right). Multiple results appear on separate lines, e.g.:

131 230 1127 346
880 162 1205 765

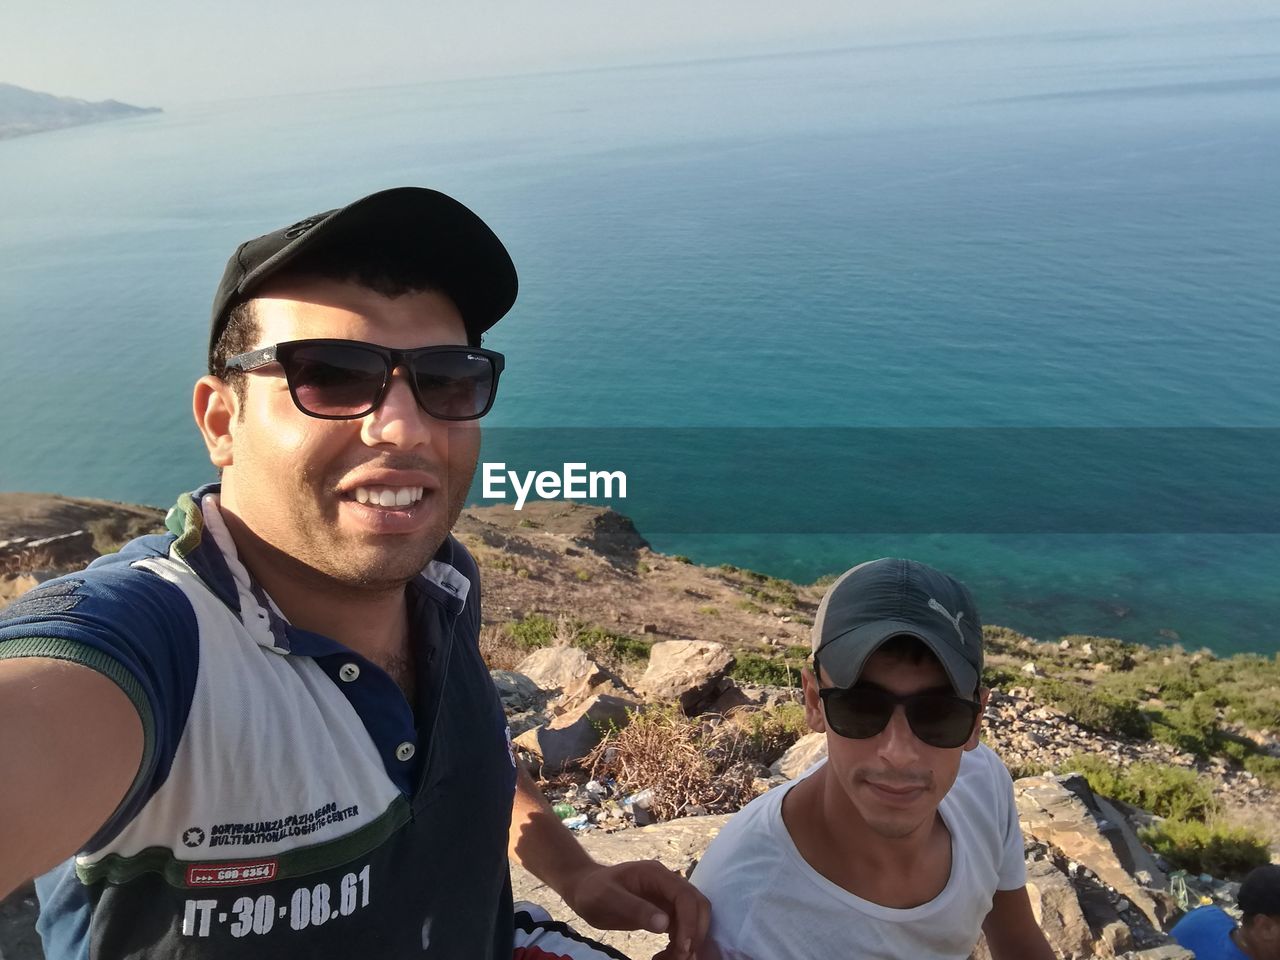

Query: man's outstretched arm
0 658 143 898
509 762 710 960
982 886 1057 960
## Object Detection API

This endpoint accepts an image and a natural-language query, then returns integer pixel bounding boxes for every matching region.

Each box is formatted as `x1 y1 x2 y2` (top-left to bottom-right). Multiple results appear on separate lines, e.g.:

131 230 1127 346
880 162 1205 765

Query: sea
1 17 1278 654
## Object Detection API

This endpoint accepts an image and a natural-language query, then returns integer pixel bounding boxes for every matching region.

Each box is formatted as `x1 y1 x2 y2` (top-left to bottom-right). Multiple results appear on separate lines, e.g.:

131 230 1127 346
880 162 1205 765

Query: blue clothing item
1170 905 1250 960
0 484 518 959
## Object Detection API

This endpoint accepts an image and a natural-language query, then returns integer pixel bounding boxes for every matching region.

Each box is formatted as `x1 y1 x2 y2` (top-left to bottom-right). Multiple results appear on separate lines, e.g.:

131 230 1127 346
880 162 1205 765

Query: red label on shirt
186 859 278 887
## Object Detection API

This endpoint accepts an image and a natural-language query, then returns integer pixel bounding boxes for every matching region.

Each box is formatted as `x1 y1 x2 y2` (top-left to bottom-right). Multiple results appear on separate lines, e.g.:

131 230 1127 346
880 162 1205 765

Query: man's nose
876 705 923 766
360 366 436 448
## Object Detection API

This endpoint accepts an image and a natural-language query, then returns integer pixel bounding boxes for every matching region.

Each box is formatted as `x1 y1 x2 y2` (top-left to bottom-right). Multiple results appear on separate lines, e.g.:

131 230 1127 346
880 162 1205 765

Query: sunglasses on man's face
816 680 981 749
223 339 505 421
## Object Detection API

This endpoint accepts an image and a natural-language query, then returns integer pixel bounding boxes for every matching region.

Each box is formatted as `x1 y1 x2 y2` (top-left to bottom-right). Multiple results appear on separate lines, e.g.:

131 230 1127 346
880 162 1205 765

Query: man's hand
558 858 710 960
509 763 711 959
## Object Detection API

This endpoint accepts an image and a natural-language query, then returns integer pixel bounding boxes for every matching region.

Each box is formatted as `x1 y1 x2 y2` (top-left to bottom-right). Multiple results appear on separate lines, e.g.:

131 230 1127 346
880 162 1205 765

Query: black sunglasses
815 672 980 749
223 339 505 421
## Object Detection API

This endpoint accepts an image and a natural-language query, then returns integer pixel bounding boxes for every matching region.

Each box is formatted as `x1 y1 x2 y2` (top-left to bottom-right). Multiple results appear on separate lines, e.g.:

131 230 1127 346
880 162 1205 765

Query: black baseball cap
208 187 517 369
811 558 985 698
1240 865 1280 917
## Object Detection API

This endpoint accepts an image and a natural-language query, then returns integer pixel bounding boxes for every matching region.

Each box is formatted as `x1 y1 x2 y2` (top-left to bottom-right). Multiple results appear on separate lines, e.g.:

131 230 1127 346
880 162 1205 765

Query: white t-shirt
690 743 1026 960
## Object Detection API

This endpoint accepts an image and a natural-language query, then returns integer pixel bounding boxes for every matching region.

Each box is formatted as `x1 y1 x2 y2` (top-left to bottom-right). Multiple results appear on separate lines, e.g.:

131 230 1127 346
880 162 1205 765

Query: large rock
514 694 638 772
511 814 729 960
770 732 827 780
1014 775 1165 930
491 670 545 713
636 641 733 714
1026 859 1095 958
516 646 609 701
490 670 551 737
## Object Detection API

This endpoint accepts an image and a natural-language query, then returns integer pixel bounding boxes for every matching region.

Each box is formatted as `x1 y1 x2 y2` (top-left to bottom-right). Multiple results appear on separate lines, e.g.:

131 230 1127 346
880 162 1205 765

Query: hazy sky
6 0 1278 105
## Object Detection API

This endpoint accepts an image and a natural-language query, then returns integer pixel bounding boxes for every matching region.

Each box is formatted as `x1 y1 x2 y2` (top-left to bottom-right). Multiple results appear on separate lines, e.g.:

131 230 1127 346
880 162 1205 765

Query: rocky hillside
2 494 1278 960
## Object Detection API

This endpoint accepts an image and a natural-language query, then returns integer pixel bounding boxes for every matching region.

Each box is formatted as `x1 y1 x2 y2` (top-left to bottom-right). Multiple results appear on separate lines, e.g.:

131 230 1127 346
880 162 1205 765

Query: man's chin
314 533 449 590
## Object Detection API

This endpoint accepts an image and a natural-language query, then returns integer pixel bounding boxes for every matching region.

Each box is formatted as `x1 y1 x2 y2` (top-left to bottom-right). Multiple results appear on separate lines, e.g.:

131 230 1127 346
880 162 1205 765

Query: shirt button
395 742 416 762
338 663 360 683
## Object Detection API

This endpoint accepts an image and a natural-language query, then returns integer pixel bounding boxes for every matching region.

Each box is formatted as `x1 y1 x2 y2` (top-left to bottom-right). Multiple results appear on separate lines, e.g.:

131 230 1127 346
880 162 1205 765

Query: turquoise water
2 19 1278 652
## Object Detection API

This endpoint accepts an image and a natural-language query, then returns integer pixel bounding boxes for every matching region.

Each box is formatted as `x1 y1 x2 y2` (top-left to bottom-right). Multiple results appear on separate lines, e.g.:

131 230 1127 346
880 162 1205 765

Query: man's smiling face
214 276 480 590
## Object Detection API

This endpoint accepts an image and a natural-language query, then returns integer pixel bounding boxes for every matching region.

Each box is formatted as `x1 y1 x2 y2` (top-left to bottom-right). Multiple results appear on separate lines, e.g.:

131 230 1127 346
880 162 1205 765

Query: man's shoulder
696 778 791 871
0 533 190 628
1171 904 1234 936
955 742 1015 793
945 744 1016 828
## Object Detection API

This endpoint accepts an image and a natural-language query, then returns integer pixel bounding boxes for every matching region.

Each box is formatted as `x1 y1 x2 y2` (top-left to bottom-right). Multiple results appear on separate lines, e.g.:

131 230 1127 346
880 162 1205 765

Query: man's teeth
353 486 425 507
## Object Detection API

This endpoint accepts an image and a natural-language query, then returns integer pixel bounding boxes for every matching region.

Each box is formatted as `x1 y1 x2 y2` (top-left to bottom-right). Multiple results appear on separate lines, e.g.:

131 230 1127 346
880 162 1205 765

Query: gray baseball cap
810 558 984 697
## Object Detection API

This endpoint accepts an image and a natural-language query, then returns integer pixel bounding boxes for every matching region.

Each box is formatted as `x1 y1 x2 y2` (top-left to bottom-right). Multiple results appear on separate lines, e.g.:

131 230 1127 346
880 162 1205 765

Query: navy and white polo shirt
0 484 518 959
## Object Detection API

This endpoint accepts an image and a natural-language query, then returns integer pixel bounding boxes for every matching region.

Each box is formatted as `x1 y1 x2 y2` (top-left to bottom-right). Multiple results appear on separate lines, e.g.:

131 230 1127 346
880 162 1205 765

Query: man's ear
964 686 991 751
193 375 238 469
802 666 827 734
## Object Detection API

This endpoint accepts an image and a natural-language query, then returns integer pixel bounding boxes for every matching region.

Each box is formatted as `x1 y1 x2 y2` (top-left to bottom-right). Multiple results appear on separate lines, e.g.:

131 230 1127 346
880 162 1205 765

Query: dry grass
478 624 527 671
0 546 75 577
725 702 810 767
587 705 761 820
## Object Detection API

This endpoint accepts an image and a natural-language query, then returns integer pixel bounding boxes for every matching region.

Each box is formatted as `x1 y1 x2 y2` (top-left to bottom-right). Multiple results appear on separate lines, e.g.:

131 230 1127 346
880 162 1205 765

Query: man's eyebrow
853 680 956 697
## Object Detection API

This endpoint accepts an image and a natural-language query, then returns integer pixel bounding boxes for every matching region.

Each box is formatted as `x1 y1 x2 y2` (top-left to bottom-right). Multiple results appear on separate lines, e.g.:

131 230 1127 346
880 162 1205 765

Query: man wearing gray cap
0 187 707 959
691 558 1054 959
1172 864 1280 959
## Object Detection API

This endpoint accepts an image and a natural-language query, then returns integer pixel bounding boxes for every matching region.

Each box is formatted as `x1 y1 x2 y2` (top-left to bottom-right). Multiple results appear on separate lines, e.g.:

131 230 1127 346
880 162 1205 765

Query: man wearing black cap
1172 864 1280 959
690 558 1055 959
0 188 707 959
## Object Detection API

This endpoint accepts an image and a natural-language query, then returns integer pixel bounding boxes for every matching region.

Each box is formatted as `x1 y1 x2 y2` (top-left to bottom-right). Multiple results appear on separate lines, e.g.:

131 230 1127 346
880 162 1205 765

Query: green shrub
741 584 798 610
982 626 1029 654
1149 698 1223 759
506 614 557 649
672 555 693 564
573 626 652 664
505 616 651 665
1213 655 1280 730
729 653 803 688
982 666 1021 689
1058 754 1213 823
738 702 810 765
1063 635 1139 671
1037 679 1152 740
1244 753 1280 790
1139 819 1270 879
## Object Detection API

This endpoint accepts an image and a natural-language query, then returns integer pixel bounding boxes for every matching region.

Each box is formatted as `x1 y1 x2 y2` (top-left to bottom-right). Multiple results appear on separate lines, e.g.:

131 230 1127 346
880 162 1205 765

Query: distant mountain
0 82 161 140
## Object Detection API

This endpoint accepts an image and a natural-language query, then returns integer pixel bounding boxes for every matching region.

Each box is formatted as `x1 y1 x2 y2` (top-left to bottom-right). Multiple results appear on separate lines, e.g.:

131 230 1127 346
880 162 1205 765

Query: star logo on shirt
182 827 206 848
